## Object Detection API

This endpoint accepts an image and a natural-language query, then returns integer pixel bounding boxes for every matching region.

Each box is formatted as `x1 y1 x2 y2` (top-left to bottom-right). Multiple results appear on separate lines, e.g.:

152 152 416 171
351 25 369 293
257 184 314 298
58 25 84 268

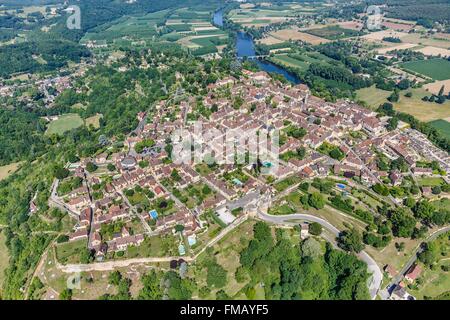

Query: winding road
257 211 383 300
387 225 450 290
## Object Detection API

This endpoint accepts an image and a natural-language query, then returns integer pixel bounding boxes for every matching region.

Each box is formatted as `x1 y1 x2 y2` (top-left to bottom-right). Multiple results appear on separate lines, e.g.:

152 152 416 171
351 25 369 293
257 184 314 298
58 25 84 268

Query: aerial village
45 70 450 298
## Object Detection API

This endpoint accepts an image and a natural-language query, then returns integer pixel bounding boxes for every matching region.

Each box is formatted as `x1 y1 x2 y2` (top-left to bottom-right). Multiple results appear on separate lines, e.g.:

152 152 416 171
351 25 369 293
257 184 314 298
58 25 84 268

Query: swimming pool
232 178 243 186
336 183 346 190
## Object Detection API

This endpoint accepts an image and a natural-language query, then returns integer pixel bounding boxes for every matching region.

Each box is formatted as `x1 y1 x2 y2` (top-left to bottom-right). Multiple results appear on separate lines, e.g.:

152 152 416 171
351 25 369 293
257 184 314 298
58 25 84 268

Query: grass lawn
429 119 450 139
273 175 302 192
271 54 309 70
352 189 384 211
0 161 21 181
45 113 84 135
0 231 10 294
418 177 446 187
55 239 87 264
410 260 450 299
195 163 214 176
400 59 450 81
365 237 421 271
356 85 391 108
192 219 256 299
431 198 450 211
125 234 178 258
270 190 367 232
85 113 103 129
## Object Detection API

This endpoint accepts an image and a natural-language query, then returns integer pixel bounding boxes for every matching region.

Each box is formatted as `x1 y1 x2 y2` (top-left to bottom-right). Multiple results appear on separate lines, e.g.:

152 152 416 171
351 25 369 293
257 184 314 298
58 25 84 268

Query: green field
305 25 360 40
45 114 84 135
81 10 170 43
271 51 332 72
271 55 309 70
400 59 450 81
190 35 228 47
356 86 450 122
355 86 392 108
429 119 450 139
418 177 446 187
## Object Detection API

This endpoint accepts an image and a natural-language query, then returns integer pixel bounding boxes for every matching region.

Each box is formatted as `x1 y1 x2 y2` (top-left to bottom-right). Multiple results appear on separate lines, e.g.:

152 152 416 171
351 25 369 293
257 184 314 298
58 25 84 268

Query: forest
238 222 370 299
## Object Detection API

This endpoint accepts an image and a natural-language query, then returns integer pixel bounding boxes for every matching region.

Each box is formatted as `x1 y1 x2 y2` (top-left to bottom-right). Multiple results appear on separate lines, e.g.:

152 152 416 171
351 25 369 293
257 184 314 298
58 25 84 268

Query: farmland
163 7 229 56
270 51 333 72
356 87 450 122
399 59 450 81
304 25 362 40
81 10 169 44
228 3 321 27
266 27 330 45
424 79 450 95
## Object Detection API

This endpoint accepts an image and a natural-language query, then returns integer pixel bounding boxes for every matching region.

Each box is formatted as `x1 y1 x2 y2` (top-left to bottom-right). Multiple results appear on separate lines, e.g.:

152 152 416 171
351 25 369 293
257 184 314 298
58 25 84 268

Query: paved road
56 215 249 274
49 178 79 217
258 211 383 300
388 225 450 290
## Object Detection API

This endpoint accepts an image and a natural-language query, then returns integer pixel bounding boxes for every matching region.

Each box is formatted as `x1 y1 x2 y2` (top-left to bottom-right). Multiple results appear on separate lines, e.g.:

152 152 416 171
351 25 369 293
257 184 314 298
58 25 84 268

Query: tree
171 169 181 182
202 185 212 195
386 117 398 131
432 186 442 195
412 225 428 239
430 210 450 226
296 147 306 159
235 267 247 283
404 197 416 208
80 249 94 264
206 259 227 289
54 166 69 179
86 162 98 173
216 290 231 300
301 238 322 259
308 193 325 210
397 79 410 90
68 154 80 163
139 271 162 300
164 271 192 300
59 288 72 300
373 183 389 196
413 200 435 221
395 242 405 252
388 90 400 103
309 222 322 236
329 148 345 160
390 208 416 238
337 228 365 253
377 102 395 116
174 224 184 233
437 95 446 104
107 163 116 172
108 271 122 286
418 242 439 266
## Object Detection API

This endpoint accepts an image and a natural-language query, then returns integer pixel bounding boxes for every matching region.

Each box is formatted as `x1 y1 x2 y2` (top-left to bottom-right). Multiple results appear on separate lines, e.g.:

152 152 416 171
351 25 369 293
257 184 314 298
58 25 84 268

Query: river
213 9 301 84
